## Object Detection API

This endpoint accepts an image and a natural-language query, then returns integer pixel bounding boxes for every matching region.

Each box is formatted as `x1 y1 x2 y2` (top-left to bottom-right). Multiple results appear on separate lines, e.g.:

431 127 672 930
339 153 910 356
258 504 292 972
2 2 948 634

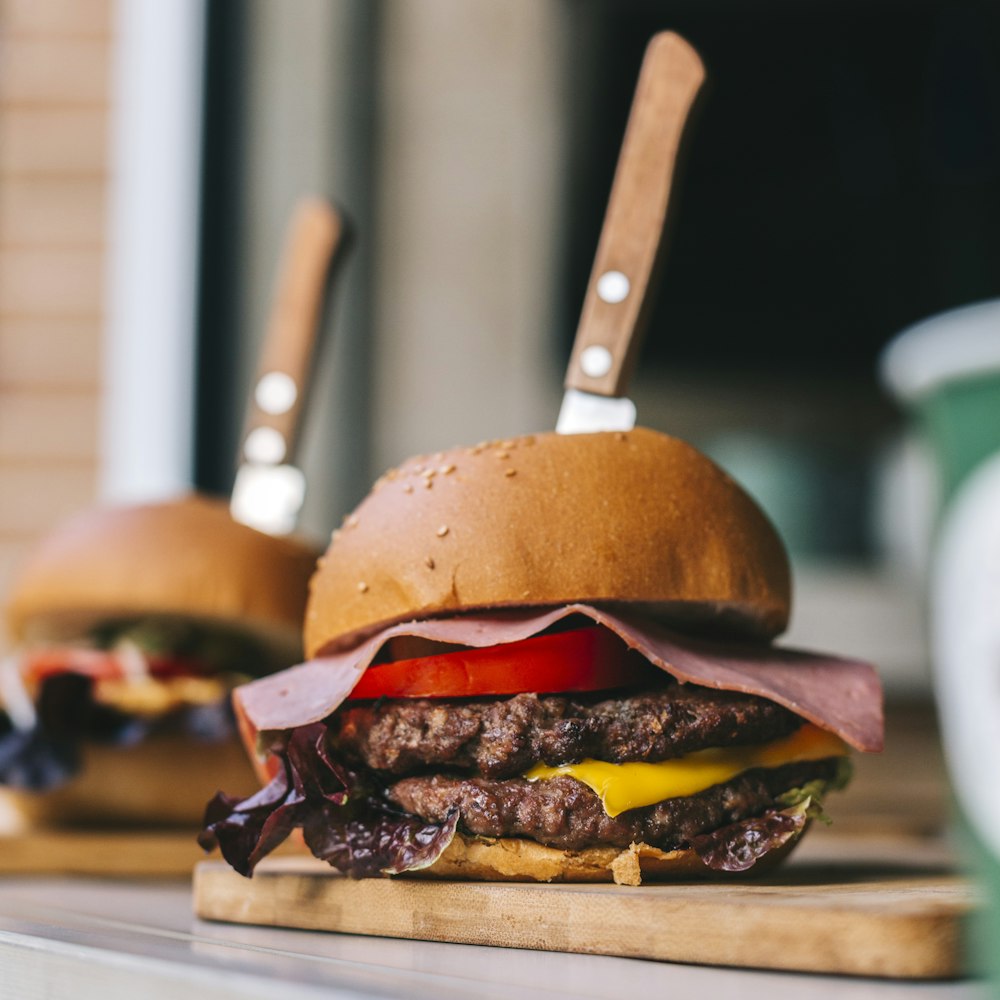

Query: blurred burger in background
201 429 883 884
0 494 317 828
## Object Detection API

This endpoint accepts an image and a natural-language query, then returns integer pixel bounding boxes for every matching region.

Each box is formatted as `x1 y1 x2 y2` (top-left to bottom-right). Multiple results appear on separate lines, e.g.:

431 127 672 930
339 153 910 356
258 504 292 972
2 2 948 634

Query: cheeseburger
1 495 317 827
201 430 882 884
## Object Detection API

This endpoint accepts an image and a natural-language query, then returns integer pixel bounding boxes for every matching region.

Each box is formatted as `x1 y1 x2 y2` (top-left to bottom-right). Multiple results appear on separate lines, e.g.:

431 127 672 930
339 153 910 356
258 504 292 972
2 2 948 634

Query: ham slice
235 604 883 752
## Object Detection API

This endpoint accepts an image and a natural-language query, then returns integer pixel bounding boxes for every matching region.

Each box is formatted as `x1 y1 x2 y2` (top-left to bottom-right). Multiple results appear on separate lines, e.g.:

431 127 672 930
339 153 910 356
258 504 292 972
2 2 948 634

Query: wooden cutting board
193 838 978 979
0 830 211 877
0 829 307 877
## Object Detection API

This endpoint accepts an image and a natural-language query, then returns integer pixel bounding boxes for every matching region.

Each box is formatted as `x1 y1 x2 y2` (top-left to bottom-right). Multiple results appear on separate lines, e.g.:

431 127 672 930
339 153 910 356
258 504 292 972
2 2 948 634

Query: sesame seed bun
306 428 790 657
6 494 319 661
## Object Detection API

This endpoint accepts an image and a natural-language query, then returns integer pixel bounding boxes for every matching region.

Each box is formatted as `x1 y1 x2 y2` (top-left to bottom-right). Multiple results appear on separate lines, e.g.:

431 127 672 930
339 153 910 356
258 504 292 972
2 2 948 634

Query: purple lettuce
199 722 457 878
689 800 810 872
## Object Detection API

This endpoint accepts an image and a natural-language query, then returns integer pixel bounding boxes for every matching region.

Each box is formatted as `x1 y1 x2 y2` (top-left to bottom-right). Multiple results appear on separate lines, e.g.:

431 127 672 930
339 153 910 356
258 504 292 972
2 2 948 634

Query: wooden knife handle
240 197 343 466
564 32 704 397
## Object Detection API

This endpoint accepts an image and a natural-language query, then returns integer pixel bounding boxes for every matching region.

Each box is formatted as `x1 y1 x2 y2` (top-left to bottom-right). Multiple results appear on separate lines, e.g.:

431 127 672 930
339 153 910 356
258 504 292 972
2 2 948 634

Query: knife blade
557 32 704 434
230 198 345 535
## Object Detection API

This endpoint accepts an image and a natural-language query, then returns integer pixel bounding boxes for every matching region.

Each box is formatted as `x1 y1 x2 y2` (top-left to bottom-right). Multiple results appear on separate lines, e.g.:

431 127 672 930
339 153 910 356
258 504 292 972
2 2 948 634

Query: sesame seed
422 468 436 479
505 468 517 477
357 581 369 593
501 440 516 449
346 514 359 528
403 483 414 494
424 478 433 489
436 525 449 537
425 556 435 569
440 464 455 475
497 451 510 460
616 432 627 441
413 464 425 474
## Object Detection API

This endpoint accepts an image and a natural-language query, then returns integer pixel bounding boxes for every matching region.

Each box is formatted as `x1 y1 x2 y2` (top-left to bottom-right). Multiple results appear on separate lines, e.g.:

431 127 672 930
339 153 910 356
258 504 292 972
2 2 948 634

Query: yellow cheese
94 675 230 716
524 723 848 817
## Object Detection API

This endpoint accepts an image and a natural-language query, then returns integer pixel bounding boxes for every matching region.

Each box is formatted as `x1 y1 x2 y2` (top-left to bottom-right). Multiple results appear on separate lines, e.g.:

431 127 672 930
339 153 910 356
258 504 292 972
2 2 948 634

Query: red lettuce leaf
303 805 458 879
689 801 808 872
199 721 457 878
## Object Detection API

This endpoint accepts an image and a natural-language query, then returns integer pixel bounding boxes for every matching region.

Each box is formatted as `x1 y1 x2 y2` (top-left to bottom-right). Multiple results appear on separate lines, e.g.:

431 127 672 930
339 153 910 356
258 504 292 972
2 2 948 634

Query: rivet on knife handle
564 32 704 398
241 198 344 464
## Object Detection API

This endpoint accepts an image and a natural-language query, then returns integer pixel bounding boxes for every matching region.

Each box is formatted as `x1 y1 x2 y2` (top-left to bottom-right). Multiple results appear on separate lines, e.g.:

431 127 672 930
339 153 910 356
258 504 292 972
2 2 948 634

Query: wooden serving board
0 830 212 877
0 829 308 878
193 839 978 979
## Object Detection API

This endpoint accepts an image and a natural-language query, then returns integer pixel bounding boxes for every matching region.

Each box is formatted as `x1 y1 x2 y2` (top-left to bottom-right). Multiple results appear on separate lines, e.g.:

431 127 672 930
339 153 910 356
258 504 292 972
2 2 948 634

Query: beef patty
332 686 802 780
387 759 839 852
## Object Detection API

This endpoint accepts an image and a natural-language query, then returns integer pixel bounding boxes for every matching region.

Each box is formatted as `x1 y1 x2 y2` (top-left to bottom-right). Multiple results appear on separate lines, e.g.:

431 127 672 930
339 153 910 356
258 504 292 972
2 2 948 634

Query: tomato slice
22 647 208 684
346 626 656 700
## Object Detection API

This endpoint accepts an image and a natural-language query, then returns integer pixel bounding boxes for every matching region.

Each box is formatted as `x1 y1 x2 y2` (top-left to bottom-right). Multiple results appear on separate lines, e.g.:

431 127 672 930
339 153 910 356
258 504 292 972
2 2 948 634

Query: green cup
882 299 1000 498
882 300 1000 985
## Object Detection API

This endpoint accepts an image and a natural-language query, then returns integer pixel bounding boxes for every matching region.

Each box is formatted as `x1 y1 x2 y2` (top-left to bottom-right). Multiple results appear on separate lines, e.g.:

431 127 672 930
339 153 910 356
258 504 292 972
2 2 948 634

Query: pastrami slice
235 604 882 752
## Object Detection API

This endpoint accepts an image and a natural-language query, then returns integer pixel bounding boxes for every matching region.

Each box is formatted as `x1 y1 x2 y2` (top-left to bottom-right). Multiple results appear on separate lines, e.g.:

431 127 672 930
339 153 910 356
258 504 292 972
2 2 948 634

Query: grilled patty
332 686 802 780
387 759 838 852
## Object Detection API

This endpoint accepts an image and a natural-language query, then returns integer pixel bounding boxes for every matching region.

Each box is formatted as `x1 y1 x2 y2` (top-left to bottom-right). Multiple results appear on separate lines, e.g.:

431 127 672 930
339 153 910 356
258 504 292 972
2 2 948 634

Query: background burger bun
1 495 318 830
306 428 791 657
6 494 319 660
0 733 258 829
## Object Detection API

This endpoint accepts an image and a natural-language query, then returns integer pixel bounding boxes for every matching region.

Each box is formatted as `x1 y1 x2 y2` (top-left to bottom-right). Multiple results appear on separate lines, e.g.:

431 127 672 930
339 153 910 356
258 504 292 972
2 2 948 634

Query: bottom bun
0 735 257 831
408 830 805 886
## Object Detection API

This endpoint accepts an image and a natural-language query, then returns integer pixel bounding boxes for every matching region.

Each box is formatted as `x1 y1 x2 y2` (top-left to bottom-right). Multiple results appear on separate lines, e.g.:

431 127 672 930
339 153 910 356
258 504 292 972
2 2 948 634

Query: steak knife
557 32 704 434
230 198 345 534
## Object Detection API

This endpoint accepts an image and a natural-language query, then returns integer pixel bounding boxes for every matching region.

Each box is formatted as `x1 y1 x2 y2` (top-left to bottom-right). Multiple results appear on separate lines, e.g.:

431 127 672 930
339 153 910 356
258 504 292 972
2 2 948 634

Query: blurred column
101 0 205 502
372 0 569 470
239 0 377 537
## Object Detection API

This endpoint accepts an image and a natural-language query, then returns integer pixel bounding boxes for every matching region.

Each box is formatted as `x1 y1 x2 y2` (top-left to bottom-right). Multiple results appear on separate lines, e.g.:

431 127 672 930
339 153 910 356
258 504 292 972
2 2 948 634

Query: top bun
7 494 319 657
306 429 790 657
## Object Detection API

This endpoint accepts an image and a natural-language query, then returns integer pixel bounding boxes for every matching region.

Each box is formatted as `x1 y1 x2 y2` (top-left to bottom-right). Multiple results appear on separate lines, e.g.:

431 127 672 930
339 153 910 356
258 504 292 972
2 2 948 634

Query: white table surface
0 875 986 1000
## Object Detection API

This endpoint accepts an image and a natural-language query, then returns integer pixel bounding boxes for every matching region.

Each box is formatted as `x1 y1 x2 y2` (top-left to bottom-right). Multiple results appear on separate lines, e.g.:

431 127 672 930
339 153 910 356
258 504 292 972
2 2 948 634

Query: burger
201 429 883 884
1 494 318 827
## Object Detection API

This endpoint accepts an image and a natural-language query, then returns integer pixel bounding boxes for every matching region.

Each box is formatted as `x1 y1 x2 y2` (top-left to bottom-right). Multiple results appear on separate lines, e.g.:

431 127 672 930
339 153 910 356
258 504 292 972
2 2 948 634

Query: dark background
561 0 1000 379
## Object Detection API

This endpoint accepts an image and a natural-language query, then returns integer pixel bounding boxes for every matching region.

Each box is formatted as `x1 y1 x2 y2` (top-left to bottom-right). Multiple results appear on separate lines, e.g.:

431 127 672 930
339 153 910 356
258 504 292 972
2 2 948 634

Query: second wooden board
0 829 306 877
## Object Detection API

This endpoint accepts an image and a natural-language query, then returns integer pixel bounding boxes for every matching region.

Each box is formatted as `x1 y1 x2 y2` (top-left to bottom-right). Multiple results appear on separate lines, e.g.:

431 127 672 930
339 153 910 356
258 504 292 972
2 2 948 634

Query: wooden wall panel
0 465 97 535
0 392 100 462
0 0 111 38
0 109 108 175
0 0 112 650
0 38 108 105
0 178 106 246
0 248 104 317
0 319 102 386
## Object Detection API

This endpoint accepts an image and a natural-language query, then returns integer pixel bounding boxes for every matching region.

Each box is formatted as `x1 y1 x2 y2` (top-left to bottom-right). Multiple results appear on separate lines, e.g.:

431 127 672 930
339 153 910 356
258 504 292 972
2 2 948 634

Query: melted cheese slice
94 675 230 716
524 723 848 817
